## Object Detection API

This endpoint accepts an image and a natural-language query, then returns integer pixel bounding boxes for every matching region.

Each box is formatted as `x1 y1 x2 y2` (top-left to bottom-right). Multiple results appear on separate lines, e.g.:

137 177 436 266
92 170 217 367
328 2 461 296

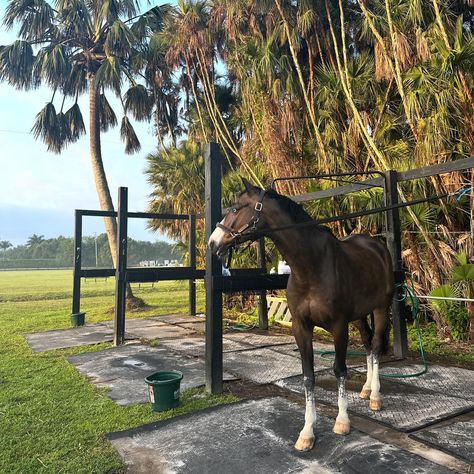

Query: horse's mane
265 188 334 235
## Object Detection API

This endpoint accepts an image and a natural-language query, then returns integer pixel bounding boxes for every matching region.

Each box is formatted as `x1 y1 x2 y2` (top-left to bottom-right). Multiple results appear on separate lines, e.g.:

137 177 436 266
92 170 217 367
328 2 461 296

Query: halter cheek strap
216 189 266 241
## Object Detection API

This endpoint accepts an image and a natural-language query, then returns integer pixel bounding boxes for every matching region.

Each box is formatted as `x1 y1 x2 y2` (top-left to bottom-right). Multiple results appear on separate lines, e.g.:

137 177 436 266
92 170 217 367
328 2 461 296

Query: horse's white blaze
300 382 316 438
336 377 349 424
208 218 226 249
362 353 373 392
370 353 381 400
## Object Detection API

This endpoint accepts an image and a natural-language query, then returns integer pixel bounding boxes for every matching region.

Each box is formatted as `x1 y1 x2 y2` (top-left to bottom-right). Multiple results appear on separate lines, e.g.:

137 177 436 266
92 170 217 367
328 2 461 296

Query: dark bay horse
209 178 394 451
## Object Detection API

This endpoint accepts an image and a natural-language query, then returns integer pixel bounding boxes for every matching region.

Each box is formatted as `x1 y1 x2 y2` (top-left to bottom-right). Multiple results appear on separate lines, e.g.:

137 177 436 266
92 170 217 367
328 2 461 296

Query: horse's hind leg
368 307 390 411
293 318 316 451
353 318 373 400
332 322 351 435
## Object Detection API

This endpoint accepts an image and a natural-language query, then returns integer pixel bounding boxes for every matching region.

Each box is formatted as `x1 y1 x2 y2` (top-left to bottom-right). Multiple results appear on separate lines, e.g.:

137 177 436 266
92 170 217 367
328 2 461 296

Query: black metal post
257 238 268 329
71 210 83 315
189 214 197 316
384 171 408 357
205 143 223 394
114 187 128 346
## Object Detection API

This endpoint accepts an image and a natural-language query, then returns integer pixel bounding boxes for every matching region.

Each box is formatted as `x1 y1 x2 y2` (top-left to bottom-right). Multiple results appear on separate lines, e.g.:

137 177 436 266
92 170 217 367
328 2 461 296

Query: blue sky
0 1 170 245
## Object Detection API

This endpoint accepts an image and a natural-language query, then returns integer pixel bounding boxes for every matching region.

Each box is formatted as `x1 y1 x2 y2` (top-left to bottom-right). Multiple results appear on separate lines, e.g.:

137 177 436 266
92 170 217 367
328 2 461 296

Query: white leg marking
360 353 373 398
208 218 226 248
300 389 316 438
369 353 382 410
333 376 350 435
294 380 316 451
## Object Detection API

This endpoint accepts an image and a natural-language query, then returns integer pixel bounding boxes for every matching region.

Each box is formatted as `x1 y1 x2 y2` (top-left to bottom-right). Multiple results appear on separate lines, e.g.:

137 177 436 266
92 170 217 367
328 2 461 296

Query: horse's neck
266 204 334 275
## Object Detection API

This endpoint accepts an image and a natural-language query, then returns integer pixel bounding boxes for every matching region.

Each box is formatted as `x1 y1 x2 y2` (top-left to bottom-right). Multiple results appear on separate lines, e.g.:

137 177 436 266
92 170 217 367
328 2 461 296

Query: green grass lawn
0 270 237 473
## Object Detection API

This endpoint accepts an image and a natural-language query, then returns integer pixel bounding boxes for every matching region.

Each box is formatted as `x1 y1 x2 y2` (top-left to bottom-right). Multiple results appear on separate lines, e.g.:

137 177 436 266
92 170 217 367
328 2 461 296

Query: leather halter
216 189 266 243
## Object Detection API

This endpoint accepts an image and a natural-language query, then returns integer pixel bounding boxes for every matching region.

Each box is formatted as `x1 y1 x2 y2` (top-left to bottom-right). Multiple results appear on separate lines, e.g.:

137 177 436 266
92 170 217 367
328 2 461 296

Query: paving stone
108 397 453 474
224 332 295 348
25 324 117 352
410 417 474 463
176 321 206 332
149 314 204 324
68 344 236 405
127 324 196 339
103 318 167 330
159 336 248 358
224 347 302 383
275 369 474 432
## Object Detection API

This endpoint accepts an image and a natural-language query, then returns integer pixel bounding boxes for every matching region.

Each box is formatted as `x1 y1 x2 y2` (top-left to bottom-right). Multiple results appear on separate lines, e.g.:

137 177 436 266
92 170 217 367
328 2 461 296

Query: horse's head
208 177 267 257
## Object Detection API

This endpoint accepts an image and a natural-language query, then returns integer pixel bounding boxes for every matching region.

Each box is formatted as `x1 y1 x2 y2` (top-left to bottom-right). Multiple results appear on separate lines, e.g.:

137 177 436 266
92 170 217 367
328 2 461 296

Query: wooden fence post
205 143 223 394
71 210 83 316
189 214 197 316
114 187 128 346
257 238 268 329
384 171 408 357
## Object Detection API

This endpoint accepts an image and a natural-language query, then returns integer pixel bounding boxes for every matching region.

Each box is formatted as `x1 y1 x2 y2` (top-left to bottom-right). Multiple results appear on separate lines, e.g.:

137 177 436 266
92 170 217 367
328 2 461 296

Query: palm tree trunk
89 75 137 301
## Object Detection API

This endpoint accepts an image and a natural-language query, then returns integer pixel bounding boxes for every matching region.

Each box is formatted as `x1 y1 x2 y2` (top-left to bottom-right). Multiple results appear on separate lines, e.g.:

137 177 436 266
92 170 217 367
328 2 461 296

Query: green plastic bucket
145 370 183 412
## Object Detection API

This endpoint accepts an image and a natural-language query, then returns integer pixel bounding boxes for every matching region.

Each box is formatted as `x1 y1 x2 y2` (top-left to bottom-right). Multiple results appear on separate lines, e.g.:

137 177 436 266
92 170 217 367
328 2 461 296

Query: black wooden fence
71 195 202 345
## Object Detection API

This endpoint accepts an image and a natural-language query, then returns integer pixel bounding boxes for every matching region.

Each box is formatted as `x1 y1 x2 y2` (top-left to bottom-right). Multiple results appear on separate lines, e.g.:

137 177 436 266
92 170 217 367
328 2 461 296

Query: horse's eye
232 208 238 213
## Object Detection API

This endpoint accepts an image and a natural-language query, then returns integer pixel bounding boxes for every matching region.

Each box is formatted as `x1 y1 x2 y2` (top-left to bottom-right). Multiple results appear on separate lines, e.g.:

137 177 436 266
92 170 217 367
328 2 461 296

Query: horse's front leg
333 323 351 435
293 319 316 452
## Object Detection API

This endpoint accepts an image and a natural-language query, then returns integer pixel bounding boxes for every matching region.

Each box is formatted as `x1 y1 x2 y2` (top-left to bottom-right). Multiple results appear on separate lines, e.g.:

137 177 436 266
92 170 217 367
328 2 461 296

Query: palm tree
26 234 45 247
0 240 12 258
0 1 169 301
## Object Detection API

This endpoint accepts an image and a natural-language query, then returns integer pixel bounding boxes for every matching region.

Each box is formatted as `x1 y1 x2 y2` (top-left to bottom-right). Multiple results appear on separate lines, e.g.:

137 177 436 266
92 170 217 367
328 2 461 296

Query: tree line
0 234 182 270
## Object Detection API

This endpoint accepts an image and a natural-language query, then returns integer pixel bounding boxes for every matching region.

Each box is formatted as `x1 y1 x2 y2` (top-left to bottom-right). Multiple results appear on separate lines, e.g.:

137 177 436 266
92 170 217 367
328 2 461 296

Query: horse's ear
241 177 254 193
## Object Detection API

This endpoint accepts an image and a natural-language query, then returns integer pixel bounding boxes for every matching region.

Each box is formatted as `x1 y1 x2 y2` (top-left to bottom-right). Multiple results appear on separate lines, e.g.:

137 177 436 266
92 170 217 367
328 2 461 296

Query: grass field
0 270 237 473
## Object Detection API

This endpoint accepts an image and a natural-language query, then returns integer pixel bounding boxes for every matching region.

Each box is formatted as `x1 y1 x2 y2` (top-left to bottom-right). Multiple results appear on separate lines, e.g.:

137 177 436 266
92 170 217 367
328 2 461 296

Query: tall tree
0 0 169 301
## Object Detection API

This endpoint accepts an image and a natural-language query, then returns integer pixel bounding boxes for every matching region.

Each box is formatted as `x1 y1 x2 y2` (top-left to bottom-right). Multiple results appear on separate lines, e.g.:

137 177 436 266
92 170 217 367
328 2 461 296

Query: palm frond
56 0 92 37
123 84 152 121
4 0 55 41
120 116 141 154
0 40 36 89
105 20 136 57
64 103 86 141
95 55 122 94
31 102 64 153
34 44 72 87
98 93 118 132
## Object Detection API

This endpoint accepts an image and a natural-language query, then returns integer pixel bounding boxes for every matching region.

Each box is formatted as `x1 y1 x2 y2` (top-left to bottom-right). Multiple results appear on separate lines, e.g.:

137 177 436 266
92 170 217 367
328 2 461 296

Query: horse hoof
333 420 350 435
369 398 382 411
359 388 371 399
294 435 315 452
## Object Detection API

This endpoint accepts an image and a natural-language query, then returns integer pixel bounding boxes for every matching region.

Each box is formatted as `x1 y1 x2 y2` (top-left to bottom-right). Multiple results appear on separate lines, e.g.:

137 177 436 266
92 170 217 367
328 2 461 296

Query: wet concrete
108 397 454 474
68 344 236 405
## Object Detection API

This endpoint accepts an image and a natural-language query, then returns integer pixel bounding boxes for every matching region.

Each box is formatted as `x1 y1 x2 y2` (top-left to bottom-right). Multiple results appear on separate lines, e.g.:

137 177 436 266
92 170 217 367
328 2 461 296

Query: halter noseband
216 189 266 243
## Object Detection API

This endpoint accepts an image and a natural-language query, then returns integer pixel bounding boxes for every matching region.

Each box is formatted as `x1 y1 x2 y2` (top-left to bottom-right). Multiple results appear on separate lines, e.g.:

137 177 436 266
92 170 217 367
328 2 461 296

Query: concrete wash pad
25 323 117 352
25 317 200 353
275 367 474 432
108 397 453 474
68 344 236 405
